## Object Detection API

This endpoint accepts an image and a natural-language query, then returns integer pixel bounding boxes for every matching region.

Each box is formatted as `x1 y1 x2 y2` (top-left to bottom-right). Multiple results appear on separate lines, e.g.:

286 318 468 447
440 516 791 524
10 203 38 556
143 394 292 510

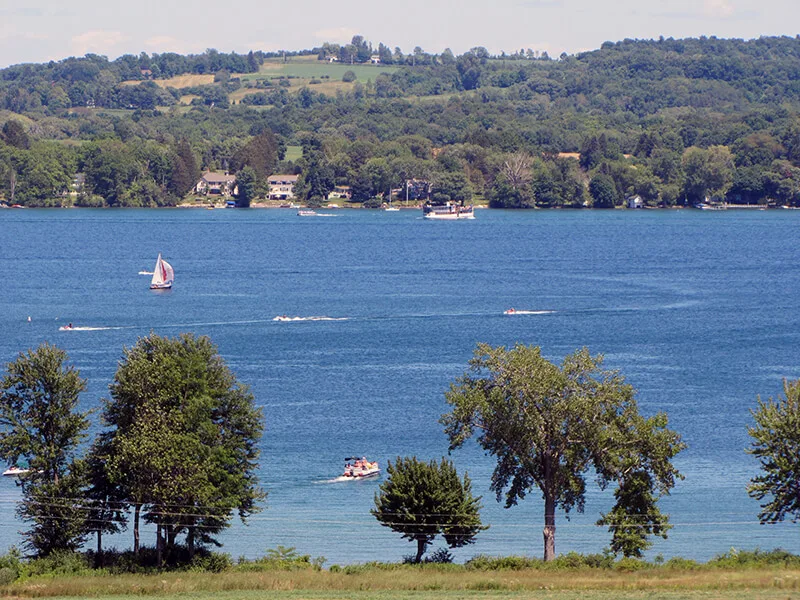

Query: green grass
241 56 401 82
5 566 800 599
29 592 800 600
284 145 302 162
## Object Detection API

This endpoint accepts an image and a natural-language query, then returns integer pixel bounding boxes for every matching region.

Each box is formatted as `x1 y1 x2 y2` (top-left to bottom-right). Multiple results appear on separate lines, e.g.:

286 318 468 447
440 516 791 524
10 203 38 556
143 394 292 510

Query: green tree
441 343 684 562
99 333 265 560
168 138 199 198
589 173 619 208
235 165 259 207
681 145 735 202
230 130 279 180
0 343 91 556
1 120 30 150
372 457 486 563
747 379 800 525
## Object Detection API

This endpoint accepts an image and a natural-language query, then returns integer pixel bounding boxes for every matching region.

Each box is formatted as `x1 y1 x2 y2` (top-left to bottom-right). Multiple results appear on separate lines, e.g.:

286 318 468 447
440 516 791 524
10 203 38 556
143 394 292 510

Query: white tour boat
422 202 475 220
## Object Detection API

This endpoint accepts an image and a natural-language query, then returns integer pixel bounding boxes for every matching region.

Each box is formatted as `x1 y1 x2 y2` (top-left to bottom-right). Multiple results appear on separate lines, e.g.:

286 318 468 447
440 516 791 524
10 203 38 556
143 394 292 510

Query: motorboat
59 323 75 331
298 210 317 217
422 202 475 220
504 308 516 315
342 456 380 479
3 466 31 477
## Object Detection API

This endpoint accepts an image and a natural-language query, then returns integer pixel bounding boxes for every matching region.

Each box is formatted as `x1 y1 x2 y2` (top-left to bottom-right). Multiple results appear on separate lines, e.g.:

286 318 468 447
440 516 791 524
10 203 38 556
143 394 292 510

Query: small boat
384 204 400 211
342 456 380 479
59 323 75 331
504 308 516 315
150 253 174 290
3 466 31 477
298 210 317 217
422 202 475 220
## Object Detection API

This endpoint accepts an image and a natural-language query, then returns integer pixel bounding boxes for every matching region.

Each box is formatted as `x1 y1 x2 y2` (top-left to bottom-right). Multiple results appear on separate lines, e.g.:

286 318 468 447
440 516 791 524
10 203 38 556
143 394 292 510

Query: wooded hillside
2 35 800 208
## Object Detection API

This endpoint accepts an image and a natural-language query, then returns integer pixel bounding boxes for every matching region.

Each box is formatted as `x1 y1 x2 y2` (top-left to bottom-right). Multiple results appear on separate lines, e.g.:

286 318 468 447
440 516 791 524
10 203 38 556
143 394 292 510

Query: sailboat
149 253 174 290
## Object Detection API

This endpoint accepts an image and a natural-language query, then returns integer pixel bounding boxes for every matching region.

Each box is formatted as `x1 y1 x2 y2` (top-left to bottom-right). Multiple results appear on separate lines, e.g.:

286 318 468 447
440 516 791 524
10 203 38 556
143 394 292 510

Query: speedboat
504 308 516 315
297 210 317 217
3 466 31 477
342 456 380 479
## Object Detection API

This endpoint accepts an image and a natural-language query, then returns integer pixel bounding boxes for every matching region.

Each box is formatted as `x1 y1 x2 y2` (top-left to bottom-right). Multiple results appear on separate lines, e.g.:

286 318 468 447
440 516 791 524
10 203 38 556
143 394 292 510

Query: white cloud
704 0 735 18
71 30 129 56
313 27 359 43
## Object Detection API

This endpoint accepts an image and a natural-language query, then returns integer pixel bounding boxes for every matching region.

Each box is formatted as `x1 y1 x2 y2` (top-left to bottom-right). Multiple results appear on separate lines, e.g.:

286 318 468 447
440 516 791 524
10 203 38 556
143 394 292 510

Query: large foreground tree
372 456 486 563
0 343 90 556
441 343 684 561
747 379 800 525
95 333 265 561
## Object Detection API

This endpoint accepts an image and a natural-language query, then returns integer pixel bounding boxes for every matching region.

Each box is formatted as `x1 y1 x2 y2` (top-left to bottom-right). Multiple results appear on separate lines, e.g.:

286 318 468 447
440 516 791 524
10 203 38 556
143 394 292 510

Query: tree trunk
157 522 163 567
543 492 556 561
133 503 141 554
96 530 102 568
415 537 426 563
187 525 195 559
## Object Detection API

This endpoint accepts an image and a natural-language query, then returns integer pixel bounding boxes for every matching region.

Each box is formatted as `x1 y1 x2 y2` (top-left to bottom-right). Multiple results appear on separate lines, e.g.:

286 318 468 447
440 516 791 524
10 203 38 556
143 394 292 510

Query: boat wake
273 316 349 322
59 326 128 332
504 310 556 315
138 271 154 275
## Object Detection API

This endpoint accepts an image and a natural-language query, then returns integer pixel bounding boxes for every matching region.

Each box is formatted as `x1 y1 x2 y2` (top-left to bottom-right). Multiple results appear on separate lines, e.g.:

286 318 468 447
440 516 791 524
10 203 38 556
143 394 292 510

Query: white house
268 174 300 200
626 195 644 209
195 172 237 196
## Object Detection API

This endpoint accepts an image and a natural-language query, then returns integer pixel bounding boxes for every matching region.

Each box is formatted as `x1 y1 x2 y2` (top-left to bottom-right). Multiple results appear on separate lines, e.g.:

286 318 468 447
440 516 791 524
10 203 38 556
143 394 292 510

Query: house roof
201 172 236 184
268 174 299 183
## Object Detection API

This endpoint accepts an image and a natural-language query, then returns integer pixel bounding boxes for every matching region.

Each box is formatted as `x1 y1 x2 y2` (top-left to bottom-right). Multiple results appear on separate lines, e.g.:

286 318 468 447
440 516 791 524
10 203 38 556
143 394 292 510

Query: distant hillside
2 36 800 209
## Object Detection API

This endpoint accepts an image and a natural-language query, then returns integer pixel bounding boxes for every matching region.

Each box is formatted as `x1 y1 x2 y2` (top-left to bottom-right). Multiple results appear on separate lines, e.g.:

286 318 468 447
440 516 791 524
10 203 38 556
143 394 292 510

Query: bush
709 548 800 568
465 555 541 570
362 196 383 208
235 546 325 572
342 70 357 83
189 552 232 573
23 550 91 578
425 548 454 564
613 557 648 572
0 548 22 585
663 556 701 570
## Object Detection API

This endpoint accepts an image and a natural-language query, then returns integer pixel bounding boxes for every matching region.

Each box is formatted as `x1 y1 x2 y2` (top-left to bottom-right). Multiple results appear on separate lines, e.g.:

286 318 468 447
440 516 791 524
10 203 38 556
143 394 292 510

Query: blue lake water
1 207 799 563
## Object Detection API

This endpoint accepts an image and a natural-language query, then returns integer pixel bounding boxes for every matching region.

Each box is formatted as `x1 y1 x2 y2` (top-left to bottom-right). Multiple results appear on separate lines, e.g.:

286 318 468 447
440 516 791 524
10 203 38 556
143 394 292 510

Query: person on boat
66 323 73 329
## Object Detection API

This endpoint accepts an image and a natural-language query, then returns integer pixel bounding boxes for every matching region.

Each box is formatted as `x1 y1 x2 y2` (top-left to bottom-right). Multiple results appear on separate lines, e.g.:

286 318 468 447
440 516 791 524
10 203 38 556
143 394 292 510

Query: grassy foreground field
4 567 800 600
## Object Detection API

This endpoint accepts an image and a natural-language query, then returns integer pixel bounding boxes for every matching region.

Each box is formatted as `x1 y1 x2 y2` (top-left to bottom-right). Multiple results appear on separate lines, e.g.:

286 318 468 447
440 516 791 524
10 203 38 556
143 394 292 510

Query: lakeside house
327 185 351 200
195 172 237 196
268 174 299 200
626 195 644 209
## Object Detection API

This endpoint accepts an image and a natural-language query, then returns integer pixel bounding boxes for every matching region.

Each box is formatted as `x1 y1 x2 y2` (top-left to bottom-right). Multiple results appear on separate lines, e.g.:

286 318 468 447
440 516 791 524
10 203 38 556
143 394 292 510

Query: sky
0 0 798 68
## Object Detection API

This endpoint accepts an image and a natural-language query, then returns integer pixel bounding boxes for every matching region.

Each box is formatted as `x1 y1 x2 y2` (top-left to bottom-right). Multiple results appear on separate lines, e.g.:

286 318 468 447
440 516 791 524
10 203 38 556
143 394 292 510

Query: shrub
23 550 91 578
614 557 648 572
235 546 325 572
709 548 800 568
425 548 454 564
189 552 232 573
342 70 357 83
0 548 22 584
465 555 541 570
663 556 701 570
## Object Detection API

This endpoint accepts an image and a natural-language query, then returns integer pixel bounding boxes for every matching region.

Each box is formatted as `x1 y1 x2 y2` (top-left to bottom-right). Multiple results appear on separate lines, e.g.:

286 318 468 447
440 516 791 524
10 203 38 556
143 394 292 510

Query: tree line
3 37 800 207
2 337 797 567
0 334 263 565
